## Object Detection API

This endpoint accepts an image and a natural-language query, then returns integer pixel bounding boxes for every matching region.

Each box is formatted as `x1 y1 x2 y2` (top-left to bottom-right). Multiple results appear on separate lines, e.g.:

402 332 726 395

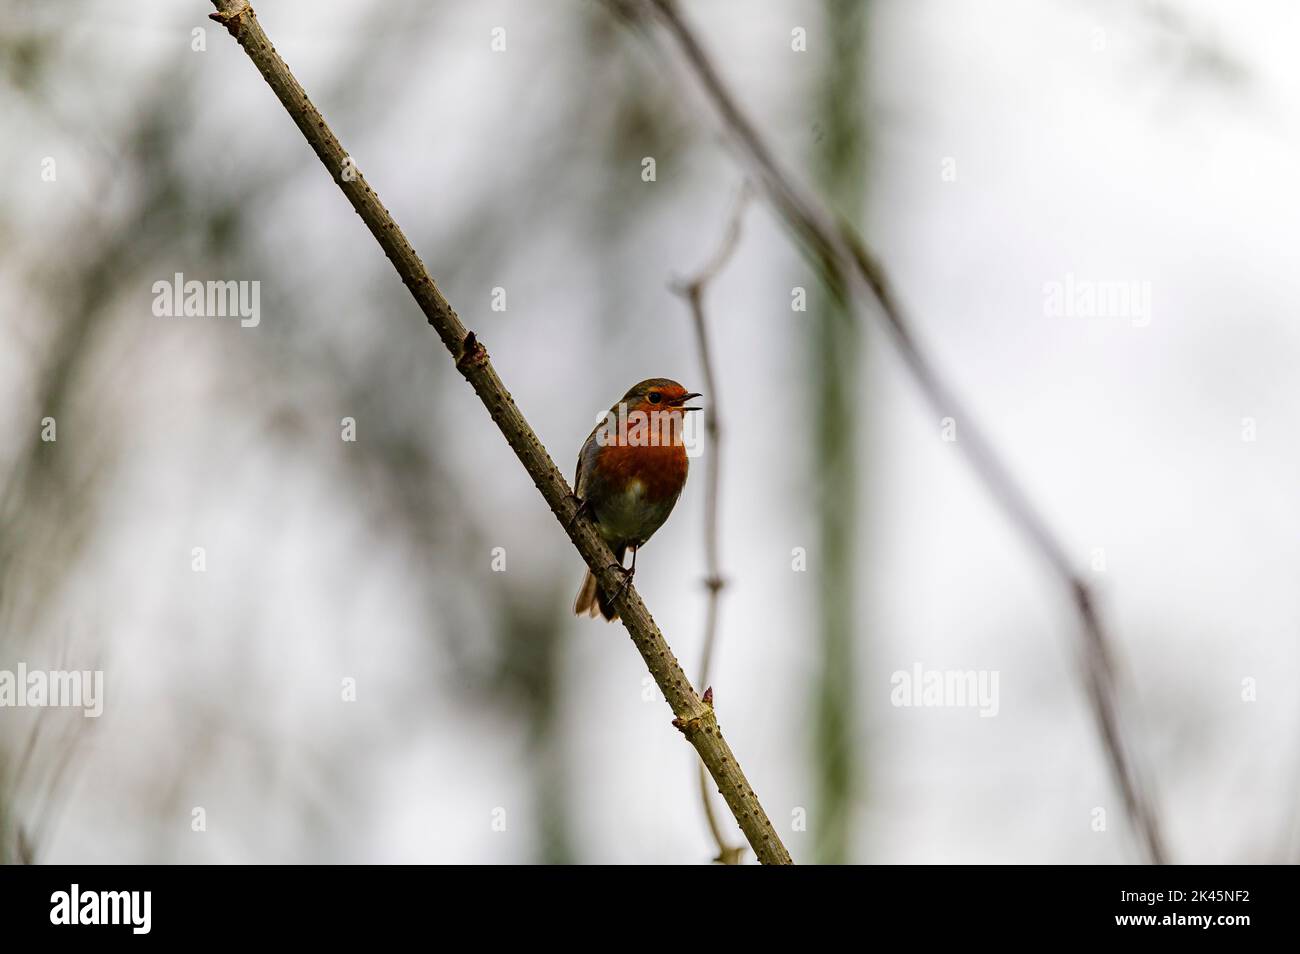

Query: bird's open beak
673 392 703 410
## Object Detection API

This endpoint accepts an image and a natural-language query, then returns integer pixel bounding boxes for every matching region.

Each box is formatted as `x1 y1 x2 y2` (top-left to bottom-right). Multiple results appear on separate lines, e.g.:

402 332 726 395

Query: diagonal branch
205 0 792 865
628 0 1168 864
671 183 753 865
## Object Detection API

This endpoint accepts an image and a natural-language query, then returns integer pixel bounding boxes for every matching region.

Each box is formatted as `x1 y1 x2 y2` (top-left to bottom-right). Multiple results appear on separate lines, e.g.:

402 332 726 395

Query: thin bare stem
631 0 1168 864
206 0 792 865
671 184 752 865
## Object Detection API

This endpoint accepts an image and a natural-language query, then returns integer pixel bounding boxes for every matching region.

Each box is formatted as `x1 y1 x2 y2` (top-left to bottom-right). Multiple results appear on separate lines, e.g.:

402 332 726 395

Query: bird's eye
647 392 662 404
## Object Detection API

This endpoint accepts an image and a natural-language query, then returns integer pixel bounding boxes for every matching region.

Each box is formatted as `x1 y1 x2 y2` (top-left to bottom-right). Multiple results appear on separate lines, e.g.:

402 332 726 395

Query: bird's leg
565 497 591 532
611 546 638 603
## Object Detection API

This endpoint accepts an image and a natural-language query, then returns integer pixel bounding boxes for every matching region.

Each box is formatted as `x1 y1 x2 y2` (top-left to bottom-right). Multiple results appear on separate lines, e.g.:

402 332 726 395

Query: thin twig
671 183 752 865
630 0 1168 864
205 0 792 864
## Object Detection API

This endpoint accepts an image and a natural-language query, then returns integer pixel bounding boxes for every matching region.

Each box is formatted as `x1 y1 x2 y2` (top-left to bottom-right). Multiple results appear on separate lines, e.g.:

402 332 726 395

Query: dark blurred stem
808 0 867 865
673 186 751 865
207 0 792 865
631 0 1169 864
509 598 576 864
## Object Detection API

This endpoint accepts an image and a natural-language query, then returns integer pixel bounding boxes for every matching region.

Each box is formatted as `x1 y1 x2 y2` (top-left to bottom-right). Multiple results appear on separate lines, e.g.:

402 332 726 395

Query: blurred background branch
626 0 1167 863
672 182 751 865
807 0 867 865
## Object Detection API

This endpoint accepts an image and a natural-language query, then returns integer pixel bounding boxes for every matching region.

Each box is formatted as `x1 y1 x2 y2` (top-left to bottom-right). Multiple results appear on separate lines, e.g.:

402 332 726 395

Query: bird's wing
574 419 603 498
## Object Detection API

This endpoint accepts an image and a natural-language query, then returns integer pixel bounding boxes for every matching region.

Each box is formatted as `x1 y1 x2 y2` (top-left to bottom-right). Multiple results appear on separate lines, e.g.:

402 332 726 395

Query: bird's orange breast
593 440 688 501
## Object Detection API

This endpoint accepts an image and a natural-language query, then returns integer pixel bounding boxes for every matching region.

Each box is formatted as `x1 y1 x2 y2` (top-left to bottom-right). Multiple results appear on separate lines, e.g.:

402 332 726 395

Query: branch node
672 706 715 737
209 1 254 40
456 330 487 371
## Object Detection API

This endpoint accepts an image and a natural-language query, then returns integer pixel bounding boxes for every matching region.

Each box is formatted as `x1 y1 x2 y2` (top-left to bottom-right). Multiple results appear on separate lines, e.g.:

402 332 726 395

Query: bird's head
617 378 702 414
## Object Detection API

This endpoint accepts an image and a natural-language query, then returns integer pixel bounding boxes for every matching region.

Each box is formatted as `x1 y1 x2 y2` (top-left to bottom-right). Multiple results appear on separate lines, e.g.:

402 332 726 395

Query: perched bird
572 378 701 621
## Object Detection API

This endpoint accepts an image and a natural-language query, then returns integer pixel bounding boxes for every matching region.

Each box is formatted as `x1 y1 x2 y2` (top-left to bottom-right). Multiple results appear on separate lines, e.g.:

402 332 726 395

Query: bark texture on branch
206 0 792 865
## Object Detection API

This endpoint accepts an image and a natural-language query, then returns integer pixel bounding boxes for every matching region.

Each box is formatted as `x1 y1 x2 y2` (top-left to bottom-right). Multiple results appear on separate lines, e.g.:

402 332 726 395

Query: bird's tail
573 546 625 621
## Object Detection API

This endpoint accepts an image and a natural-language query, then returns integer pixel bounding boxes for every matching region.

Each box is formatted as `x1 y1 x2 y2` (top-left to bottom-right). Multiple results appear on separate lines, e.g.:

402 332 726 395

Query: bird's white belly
597 478 676 547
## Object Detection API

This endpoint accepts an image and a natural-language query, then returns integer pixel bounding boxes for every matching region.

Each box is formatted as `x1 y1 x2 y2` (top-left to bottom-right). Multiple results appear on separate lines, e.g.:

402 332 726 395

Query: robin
572 378 701 621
